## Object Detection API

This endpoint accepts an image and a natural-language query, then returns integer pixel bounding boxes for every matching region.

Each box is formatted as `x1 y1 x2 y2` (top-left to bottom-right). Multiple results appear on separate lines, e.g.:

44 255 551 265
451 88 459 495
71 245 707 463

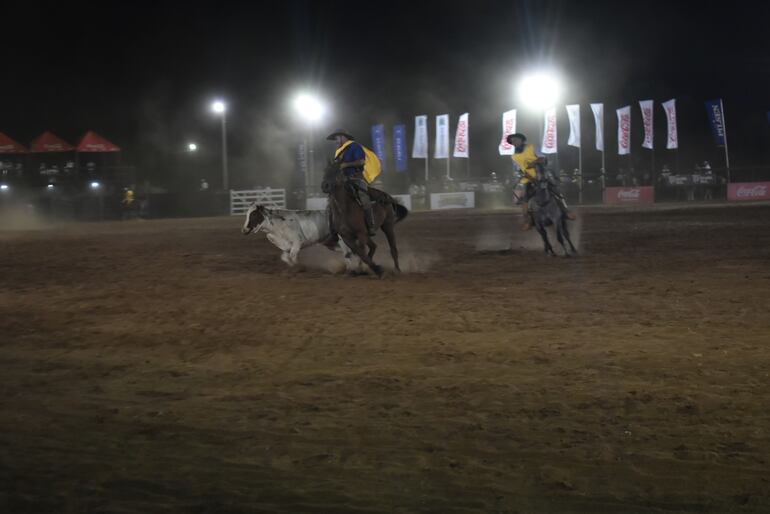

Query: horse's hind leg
381 219 401 273
562 218 578 255
555 225 571 258
367 238 377 260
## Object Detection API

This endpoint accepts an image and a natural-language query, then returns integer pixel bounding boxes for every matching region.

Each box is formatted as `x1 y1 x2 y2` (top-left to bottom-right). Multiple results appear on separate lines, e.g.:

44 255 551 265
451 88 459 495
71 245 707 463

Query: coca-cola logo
543 113 557 150
619 113 630 149
736 185 768 198
455 120 467 153
617 188 641 200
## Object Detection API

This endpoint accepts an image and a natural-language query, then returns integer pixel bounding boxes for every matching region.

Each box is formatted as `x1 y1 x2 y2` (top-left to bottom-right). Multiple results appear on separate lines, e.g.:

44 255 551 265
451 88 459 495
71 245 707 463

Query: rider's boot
520 204 533 231
364 205 377 236
558 197 577 220
322 209 339 249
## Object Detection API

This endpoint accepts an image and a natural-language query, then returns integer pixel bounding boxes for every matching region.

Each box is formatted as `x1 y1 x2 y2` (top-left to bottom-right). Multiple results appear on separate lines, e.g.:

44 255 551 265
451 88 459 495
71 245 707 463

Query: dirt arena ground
1 203 769 513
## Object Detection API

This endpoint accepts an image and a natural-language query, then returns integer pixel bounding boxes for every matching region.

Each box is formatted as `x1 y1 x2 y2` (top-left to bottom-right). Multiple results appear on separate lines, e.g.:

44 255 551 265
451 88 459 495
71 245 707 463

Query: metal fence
229 188 286 215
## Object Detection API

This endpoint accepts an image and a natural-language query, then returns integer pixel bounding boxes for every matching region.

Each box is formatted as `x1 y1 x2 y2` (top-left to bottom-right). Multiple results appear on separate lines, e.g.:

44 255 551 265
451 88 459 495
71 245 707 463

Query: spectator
199 178 209 191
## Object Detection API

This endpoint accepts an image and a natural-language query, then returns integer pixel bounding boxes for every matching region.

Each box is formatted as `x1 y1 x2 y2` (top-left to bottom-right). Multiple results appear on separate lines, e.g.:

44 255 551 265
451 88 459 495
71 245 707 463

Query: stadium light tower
517 71 563 112
210 99 228 190
292 93 327 195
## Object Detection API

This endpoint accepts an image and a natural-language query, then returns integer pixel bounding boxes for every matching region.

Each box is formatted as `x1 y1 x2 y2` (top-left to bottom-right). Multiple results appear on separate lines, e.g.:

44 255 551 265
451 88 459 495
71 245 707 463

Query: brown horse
321 161 408 277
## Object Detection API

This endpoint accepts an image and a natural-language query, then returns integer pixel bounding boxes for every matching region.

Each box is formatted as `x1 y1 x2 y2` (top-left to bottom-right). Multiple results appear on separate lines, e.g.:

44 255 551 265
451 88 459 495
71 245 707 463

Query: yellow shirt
511 144 539 184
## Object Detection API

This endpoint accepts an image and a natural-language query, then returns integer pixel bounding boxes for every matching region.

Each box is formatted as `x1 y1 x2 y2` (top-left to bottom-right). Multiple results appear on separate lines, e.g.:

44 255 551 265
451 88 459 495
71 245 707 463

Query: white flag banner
412 115 428 158
566 104 580 148
617 106 631 155
662 98 678 149
541 107 558 154
498 109 517 155
435 114 450 159
453 112 469 158
639 100 654 149
590 103 604 151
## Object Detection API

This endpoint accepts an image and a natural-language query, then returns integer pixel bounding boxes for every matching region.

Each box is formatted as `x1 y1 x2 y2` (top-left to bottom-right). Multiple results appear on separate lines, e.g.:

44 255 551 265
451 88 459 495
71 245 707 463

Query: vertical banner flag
393 124 408 172
453 113 469 158
435 114 450 159
297 141 308 176
617 105 631 155
566 104 581 148
370 124 386 171
705 99 726 146
498 109 517 155
412 115 428 158
591 103 604 151
541 107 558 154
639 100 654 149
662 99 678 149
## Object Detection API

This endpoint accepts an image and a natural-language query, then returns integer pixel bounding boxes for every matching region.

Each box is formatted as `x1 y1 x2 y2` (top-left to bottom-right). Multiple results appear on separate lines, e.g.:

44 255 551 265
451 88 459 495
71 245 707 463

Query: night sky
4 0 770 189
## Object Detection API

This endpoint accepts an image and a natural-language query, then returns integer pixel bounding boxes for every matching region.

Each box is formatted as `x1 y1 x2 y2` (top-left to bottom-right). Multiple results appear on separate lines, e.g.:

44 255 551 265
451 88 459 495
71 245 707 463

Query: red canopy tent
76 131 121 153
30 131 74 153
75 131 129 184
0 132 28 154
0 132 27 181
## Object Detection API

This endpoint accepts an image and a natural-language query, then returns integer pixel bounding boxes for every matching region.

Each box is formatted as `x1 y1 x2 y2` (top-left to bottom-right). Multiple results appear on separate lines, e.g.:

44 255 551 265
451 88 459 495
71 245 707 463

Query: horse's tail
394 203 409 224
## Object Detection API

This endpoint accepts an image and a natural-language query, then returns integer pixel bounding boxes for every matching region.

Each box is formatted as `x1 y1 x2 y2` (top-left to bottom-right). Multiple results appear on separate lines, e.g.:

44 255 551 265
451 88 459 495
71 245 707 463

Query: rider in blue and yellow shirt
327 129 377 236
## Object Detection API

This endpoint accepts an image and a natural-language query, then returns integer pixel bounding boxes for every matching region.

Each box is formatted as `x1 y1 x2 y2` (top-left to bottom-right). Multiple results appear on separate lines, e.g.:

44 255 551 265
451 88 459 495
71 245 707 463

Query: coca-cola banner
616 106 631 155
453 113 469 158
541 107 558 154
498 109 517 155
639 100 654 149
727 182 770 202
603 186 654 204
662 99 678 149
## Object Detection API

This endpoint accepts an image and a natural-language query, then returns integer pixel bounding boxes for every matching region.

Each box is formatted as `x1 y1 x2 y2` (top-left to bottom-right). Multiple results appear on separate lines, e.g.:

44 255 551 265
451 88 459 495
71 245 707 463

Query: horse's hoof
373 265 384 277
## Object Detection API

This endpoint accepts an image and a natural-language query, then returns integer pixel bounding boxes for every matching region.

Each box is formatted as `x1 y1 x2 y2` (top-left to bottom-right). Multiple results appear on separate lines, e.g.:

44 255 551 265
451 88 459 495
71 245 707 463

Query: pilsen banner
639 100 654 149
541 107 558 154
371 124 386 171
591 103 604 151
393 124 408 172
617 106 631 155
453 113 469 158
566 104 580 148
435 114 450 159
705 99 726 147
412 115 428 158
498 109 517 155
662 99 678 149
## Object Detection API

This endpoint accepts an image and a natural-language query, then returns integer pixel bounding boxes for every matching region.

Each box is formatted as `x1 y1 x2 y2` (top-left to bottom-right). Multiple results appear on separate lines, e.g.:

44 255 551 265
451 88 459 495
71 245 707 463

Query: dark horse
321 161 409 277
530 174 578 257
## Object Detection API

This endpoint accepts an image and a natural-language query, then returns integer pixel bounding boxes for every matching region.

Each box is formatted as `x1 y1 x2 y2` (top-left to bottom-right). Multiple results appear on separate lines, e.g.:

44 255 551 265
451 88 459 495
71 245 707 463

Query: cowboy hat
325 129 355 141
506 133 527 144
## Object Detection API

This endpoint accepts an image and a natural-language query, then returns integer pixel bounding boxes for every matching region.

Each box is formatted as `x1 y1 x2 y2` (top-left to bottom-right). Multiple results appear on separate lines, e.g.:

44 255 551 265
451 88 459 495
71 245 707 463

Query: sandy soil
1 204 769 513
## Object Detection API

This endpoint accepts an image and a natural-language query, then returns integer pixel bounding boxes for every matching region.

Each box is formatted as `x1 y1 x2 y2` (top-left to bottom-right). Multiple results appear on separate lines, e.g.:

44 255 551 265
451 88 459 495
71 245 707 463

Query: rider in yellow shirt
507 133 576 230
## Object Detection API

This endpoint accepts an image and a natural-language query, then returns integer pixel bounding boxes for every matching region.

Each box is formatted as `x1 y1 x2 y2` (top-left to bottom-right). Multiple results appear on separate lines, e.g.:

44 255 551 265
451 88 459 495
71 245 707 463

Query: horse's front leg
535 224 555 256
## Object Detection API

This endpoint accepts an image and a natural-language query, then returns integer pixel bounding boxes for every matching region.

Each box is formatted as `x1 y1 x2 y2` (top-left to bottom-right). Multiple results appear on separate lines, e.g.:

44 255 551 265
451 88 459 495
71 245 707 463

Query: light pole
292 93 327 197
211 100 228 191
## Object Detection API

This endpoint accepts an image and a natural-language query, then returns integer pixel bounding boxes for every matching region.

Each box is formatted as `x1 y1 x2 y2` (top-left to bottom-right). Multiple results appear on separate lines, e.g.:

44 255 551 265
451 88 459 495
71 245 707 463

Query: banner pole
721 99 731 183
446 156 450 178
578 143 583 204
